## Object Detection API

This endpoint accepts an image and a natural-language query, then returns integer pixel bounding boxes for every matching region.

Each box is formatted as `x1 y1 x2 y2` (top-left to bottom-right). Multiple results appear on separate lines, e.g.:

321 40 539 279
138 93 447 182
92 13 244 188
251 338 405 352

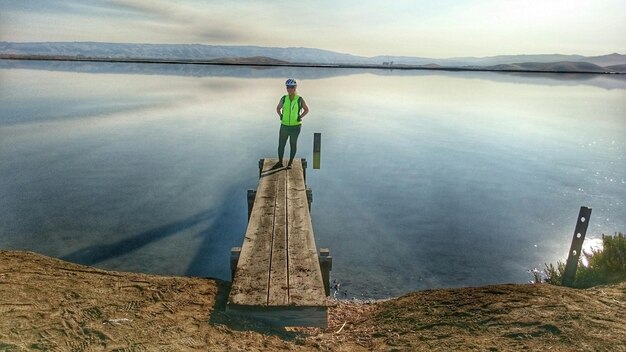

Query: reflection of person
274 78 309 169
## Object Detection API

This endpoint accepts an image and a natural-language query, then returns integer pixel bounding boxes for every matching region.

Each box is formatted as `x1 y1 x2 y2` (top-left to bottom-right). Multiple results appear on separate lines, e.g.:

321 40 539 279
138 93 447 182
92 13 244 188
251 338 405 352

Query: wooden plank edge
225 304 328 328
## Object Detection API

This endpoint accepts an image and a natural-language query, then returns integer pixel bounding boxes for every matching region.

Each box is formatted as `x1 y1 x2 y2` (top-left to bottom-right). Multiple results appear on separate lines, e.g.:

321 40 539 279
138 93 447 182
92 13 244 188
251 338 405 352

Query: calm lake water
1 60 625 298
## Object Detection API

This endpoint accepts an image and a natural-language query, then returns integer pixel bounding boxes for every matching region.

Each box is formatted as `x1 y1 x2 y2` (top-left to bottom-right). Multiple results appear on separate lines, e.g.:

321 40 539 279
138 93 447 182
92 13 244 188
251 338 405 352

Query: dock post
230 247 241 281
306 188 313 212
247 189 257 222
313 133 321 169
301 158 307 183
258 159 264 178
319 248 332 296
563 206 592 287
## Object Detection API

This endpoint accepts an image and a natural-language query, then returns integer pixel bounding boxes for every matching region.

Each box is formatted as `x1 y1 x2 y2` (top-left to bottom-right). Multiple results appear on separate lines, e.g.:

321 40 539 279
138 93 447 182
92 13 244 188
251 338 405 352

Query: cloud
107 0 250 43
0 0 623 57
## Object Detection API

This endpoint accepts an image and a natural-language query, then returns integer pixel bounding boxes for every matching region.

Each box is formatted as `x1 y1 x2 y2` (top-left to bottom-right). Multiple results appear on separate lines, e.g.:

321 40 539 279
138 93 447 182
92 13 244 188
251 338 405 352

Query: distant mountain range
1 41 625 73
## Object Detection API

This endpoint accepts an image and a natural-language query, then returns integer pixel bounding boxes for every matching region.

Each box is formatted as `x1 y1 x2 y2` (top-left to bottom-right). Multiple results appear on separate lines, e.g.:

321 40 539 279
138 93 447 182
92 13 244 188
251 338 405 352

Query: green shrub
544 233 625 288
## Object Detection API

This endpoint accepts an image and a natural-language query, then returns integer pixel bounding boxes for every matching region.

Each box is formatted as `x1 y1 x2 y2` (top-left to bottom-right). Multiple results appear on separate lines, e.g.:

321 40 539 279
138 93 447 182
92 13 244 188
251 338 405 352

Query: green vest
281 95 302 126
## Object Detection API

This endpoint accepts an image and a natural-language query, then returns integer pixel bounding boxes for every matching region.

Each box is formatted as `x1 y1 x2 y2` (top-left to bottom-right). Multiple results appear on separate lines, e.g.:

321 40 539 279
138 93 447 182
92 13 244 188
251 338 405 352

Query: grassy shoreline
1 250 625 351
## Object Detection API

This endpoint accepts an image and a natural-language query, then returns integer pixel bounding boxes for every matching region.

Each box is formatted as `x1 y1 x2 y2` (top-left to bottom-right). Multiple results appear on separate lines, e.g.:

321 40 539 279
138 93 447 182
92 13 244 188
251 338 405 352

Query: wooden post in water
258 158 264 178
319 248 332 296
230 247 241 281
306 189 313 212
563 206 592 287
301 158 307 183
301 157 311 211
313 133 321 169
247 190 256 222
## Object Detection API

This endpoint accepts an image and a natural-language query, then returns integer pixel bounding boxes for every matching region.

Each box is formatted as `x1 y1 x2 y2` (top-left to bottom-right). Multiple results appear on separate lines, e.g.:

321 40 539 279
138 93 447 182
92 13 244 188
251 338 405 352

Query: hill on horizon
207 56 289 65
606 64 626 73
482 61 611 73
1 41 624 68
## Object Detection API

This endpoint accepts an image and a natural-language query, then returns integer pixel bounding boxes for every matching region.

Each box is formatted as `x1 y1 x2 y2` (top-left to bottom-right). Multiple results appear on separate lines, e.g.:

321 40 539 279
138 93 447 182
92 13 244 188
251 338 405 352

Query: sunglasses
286 86 296 89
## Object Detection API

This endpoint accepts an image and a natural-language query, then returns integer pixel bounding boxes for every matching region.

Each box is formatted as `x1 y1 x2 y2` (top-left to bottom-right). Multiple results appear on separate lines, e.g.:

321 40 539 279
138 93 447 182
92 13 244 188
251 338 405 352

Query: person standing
274 78 309 169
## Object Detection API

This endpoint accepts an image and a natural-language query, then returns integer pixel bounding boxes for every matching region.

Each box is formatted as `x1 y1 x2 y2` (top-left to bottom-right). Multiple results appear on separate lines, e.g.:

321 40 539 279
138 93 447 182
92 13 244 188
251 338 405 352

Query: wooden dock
227 158 330 327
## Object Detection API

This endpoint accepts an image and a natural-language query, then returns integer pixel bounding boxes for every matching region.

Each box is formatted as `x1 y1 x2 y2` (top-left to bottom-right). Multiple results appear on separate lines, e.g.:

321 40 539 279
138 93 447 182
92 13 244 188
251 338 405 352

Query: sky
0 0 624 58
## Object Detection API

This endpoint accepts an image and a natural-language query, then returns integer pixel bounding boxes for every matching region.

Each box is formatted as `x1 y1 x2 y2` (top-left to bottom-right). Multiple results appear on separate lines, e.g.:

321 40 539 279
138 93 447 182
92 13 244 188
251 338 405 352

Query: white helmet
285 78 297 87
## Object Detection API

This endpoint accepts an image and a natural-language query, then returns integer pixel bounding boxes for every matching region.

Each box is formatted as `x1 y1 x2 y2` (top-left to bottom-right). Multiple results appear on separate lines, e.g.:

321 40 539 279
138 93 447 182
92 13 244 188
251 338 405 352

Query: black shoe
286 163 292 169
271 162 284 170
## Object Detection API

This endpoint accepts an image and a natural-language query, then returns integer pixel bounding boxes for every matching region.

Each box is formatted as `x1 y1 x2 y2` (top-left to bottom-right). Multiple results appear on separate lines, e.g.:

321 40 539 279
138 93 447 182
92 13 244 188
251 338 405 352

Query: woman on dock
274 78 309 169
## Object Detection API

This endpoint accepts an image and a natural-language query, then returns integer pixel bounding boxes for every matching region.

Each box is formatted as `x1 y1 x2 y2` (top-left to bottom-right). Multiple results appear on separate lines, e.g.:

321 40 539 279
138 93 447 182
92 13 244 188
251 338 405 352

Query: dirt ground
1 250 624 351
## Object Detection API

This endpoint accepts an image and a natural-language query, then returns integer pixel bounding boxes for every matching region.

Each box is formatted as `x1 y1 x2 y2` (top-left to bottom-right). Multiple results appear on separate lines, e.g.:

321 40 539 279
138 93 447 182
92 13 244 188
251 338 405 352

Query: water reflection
0 63 624 298
2 59 625 90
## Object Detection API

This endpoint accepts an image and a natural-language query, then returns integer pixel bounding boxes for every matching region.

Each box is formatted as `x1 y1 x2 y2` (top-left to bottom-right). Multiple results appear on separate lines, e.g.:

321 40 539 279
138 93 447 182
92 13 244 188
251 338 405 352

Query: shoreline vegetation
1 250 625 351
545 233 626 288
1 54 624 75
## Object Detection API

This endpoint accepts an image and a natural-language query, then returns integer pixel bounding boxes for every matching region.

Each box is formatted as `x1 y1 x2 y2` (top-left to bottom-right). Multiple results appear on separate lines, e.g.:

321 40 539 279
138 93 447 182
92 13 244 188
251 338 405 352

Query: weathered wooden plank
230 157 327 324
226 305 327 328
286 160 326 306
228 160 279 306
268 165 289 305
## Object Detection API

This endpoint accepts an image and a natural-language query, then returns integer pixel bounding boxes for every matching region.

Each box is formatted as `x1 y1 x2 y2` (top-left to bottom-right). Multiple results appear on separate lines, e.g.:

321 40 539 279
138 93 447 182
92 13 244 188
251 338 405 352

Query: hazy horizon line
1 40 623 60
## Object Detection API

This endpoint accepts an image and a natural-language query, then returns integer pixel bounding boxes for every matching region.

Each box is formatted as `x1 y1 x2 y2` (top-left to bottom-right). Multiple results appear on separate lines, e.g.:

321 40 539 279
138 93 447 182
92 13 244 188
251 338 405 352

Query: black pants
278 124 301 163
